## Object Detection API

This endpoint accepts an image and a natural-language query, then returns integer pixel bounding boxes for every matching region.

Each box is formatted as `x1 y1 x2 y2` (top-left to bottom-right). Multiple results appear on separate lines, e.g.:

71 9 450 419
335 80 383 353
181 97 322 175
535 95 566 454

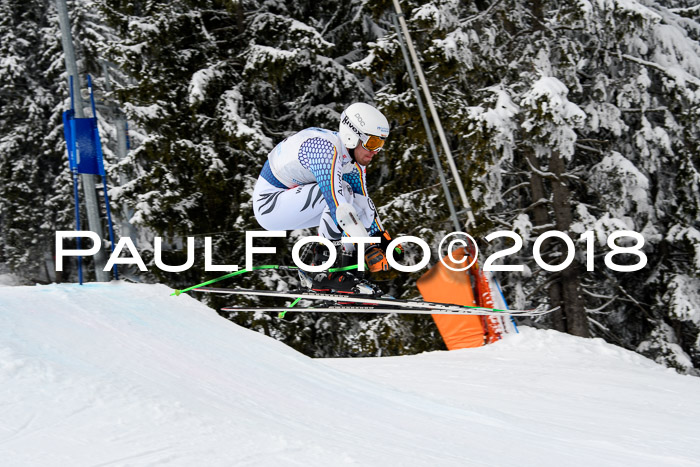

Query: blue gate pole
72 169 83 285
57 0 110 281
66 76 83 285
102 178 118 280
87 75 119 280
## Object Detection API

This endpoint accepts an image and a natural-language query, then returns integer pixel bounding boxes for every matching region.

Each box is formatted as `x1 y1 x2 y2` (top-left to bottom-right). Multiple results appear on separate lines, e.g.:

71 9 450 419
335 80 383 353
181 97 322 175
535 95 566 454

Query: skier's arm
342 163 383 236
342 162 367 196
299 138 347 224
341 164 404 271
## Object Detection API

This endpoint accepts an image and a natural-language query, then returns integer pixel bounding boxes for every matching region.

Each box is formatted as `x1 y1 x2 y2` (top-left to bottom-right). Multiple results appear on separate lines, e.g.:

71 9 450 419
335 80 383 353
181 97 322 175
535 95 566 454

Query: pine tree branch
583 289 617 300
619 107 668 113
575 143 604 154
577 138 609 144
622 54 700 88
501 181 531 198
523 197 551 213
320 8 342 38
460 0 506 27
485 213 515 230
532 222 556 232
527 273 559 298
669 5 700 14
526 157 561 181
585 297 617 314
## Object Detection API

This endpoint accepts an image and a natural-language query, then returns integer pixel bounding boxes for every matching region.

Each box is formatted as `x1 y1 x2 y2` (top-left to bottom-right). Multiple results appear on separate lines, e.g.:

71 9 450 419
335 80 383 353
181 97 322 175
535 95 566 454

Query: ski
220 306 492 315
191 287 556 316
220 305 550 316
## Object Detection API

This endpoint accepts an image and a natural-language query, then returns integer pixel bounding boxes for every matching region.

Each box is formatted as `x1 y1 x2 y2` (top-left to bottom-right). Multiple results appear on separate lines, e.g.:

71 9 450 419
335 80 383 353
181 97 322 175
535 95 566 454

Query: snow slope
0 282 698 466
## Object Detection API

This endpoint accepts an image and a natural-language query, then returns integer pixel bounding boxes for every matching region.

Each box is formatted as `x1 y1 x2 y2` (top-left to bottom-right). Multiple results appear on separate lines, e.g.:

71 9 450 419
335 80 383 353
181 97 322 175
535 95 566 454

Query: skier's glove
378 230 404 262
365 245 389 272
364 230 404 272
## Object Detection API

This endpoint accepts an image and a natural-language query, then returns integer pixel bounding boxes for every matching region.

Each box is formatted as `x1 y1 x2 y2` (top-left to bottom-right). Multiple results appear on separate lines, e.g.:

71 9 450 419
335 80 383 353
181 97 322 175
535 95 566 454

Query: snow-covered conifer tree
358 0 700 371
0 0 67 282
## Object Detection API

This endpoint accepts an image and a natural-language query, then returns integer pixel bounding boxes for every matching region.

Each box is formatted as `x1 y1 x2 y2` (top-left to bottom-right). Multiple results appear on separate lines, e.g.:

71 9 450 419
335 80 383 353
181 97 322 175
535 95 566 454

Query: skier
252 103 402 294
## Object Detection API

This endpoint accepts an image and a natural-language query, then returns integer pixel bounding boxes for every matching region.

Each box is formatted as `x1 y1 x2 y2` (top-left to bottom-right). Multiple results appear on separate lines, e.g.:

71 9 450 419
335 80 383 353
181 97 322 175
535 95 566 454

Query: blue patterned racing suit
252 128 383 241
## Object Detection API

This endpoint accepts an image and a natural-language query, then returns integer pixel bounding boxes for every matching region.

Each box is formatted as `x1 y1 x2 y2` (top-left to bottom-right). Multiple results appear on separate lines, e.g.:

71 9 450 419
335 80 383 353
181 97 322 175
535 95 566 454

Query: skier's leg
253 177 380 294
313 192 384 293
252 178 326 231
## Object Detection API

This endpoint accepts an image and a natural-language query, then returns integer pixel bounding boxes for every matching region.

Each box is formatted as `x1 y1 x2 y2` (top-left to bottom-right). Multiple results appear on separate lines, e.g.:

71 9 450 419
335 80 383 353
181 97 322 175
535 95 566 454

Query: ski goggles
360 134 386 152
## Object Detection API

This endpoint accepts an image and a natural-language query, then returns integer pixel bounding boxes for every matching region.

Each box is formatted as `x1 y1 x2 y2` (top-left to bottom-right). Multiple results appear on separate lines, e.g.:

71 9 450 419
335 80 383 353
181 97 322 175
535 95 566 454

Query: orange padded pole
417 248 486 349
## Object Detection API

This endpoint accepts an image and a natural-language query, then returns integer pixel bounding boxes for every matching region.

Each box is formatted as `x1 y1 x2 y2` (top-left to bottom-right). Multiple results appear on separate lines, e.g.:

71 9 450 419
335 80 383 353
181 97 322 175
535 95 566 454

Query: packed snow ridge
1 282 699 466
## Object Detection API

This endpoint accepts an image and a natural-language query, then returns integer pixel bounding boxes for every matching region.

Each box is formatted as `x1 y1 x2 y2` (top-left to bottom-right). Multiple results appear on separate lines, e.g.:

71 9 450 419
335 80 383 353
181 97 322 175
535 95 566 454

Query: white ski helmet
339 103 390 151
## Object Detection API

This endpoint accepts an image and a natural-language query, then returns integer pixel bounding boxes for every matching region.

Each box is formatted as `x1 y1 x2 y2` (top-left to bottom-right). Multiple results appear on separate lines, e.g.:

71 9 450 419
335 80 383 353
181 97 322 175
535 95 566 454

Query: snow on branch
188 63 224 105
666 225 700 271
664 274 700 325
622 54 700 88
460 0 506 27
521 76 586 160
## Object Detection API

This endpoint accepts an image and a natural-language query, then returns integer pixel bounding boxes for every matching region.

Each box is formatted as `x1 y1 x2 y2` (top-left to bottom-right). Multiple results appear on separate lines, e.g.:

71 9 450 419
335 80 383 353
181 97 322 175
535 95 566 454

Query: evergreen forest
1 0 699 374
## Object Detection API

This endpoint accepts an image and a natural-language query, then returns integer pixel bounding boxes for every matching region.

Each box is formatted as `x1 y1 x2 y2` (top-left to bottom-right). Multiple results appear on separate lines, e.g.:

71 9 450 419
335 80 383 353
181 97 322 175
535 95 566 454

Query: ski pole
278 296 303 319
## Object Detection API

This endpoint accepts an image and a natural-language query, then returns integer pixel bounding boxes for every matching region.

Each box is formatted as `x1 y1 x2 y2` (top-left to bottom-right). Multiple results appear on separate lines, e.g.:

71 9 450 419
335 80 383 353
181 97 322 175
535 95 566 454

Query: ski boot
298 242 383 296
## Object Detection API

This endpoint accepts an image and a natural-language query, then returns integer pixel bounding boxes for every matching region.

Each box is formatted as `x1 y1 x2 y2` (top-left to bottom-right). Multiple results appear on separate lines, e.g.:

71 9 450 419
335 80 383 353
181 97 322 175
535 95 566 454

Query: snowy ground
0 282 698 466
